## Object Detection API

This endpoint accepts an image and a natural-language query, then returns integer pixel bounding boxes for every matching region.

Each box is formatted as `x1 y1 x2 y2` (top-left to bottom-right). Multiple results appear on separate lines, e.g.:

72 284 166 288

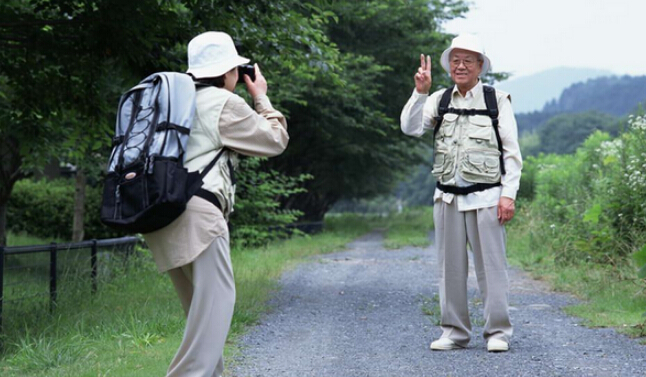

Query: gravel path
231 231 646 377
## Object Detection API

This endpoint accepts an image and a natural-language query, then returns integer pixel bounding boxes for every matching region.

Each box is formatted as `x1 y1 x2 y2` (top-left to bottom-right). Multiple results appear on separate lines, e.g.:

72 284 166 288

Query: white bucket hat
186 31 250 79
440 34 491 77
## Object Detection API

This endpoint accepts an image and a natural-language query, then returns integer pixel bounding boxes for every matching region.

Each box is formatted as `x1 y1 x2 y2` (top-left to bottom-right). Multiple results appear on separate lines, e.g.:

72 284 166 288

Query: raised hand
244 63 267 99
415 54 432 94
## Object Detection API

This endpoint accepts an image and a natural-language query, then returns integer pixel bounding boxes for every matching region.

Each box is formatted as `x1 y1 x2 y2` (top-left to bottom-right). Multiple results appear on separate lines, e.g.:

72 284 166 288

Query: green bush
230 157 311 248
523 114 646 266
7 178 125 241
7 157 310 246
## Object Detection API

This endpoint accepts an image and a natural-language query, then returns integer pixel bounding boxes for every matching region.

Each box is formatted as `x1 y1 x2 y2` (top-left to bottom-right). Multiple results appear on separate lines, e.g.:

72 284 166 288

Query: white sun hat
186 31 250 79
440 34 491 77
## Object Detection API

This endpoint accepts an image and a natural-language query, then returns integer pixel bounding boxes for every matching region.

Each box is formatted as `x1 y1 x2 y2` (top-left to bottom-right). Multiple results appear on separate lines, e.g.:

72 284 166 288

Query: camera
237 64 256 83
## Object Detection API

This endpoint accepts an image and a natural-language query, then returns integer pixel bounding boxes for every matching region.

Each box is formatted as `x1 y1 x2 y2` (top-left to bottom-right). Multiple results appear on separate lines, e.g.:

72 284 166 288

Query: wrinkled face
449 48 483 90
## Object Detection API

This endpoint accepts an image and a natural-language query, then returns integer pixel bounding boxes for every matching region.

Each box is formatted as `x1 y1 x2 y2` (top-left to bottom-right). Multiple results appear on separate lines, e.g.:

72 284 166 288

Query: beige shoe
487 338 509 352
430 338 462 351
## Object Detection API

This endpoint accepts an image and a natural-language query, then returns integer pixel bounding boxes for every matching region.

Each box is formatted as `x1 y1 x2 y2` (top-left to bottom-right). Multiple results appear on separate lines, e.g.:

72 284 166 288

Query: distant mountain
516 74 646 135
543 75 646 116
496 67 613 113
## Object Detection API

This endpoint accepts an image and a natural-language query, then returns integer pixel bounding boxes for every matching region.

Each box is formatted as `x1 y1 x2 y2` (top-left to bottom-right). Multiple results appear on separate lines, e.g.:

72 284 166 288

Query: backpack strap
482 85 505 175
433 85 454 139
200 147 227 180
193 147 233 212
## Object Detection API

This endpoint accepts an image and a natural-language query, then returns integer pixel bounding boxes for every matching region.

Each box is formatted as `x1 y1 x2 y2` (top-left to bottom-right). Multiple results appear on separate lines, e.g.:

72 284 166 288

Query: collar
452 79 482 99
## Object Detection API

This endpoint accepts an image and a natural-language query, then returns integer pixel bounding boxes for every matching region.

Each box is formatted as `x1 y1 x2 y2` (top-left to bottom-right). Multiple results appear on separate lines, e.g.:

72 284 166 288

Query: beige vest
184 86 240 217
432 88 508 186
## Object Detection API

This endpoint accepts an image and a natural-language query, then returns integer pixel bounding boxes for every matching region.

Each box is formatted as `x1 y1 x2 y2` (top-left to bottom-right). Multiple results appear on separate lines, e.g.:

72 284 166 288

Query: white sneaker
430 338 462 351
487 338 509 352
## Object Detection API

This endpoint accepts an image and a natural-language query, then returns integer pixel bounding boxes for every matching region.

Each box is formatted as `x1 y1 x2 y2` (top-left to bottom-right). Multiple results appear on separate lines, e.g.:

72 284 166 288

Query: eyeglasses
450 58 479 68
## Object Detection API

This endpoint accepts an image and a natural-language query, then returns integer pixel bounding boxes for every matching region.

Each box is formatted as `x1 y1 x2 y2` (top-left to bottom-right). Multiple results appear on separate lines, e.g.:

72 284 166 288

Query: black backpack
100 72 223 234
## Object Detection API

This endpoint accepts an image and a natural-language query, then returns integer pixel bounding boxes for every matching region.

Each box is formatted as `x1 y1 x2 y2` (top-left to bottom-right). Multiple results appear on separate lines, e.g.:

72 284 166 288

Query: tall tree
0 0 342 243
0 0 197 244
266 0 468 219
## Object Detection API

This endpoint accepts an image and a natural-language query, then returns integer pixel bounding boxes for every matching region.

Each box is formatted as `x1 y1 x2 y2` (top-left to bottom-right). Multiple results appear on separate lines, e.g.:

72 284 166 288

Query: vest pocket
467 115 493 144
440 113 458 137
460 148 501 183
432 149 454 181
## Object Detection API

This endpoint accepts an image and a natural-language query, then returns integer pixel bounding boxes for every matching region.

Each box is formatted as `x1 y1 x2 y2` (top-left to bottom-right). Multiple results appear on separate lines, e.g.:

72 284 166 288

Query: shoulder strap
433 85 454 139
200 147 227 180
483 85 506 175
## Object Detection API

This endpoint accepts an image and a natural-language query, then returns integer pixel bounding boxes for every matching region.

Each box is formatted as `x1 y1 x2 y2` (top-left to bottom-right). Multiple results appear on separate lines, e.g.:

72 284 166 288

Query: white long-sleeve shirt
400 81 522 211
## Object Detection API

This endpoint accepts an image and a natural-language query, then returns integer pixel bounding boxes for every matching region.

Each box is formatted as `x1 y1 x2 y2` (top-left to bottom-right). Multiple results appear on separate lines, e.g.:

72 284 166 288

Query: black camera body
237 64 256 83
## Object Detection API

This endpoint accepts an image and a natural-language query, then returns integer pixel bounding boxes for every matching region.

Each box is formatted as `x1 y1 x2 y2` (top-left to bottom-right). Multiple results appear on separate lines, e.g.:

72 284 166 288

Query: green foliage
521 114 646 269
395 146 436 206
633 244 646 279
507 208 646 337
536 111 619 155
265 0 468 219
230 157 312 248
7 179 125 240
1 0 468 241
518 131 541 157
7 161 310 245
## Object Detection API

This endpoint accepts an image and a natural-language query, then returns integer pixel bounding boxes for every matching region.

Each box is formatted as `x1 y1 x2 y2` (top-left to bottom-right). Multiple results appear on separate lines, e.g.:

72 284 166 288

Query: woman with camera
143 31 289 377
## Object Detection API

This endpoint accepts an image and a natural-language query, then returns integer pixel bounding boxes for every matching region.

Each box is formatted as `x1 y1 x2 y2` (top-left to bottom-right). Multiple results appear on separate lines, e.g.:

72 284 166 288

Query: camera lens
237 64 255 83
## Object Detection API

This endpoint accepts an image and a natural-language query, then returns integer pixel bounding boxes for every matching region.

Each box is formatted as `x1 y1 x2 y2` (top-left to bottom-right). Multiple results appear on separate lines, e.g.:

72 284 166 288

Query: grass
1 211 431 376
326 207 434 250
381 207 433 249
420 293 441 325
506 205 646 339
6 202 643 375
6 232 66 247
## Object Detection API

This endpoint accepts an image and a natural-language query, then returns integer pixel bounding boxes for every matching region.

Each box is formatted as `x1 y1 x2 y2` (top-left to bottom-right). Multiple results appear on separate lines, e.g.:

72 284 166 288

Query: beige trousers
166 236 236 377
434 199 512 347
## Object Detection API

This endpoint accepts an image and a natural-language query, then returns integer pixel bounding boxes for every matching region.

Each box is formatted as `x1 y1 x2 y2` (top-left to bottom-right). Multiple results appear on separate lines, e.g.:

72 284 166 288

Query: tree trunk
1 136 24 247
0 203 6 247
72 169 86 242
283 190 339 222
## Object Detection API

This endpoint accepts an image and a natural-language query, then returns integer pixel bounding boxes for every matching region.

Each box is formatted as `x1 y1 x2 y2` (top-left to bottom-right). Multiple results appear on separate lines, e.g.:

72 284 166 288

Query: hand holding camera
239 63 267 99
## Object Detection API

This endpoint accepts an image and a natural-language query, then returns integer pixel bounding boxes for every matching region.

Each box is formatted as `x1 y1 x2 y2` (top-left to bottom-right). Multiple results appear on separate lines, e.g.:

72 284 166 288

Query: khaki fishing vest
432 89 506 186
184 86 240 217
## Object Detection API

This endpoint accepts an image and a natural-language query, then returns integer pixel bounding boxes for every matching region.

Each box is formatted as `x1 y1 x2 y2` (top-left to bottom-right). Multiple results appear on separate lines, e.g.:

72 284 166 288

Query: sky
443 0 646 79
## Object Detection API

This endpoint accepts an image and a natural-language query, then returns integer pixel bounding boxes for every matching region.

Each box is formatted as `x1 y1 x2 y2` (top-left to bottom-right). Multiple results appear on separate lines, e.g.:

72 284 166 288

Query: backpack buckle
145 155 155 174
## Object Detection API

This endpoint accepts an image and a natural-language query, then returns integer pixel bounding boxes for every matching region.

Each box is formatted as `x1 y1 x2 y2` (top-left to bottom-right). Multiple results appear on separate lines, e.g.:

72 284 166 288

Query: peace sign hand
415 54 432 94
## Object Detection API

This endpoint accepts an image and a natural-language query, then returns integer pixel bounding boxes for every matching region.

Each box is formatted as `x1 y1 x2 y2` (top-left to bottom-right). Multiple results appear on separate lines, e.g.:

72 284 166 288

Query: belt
436 182 501 195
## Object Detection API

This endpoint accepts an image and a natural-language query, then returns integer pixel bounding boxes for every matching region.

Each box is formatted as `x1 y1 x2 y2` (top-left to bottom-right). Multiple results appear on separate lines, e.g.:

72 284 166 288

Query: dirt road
231 232 645 377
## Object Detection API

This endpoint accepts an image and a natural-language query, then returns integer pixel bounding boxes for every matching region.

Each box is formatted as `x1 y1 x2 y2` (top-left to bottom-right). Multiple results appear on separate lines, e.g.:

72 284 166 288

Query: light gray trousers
434 199 512 347
166 236 236 377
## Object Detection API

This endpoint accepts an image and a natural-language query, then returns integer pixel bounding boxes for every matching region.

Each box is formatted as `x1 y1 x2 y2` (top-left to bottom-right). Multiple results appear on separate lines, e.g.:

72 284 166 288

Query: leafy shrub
7 157 310 247
523 114 646 266
231 157 310 248
7 178 125 241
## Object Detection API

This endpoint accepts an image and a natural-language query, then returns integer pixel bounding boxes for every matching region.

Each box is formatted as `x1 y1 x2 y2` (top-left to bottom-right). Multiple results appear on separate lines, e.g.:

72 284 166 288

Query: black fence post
49 242 57 313
0 244 5 334
91 239 98 294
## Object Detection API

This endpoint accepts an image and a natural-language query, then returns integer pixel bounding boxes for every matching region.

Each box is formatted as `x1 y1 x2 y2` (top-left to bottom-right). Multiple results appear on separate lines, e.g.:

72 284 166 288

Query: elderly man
400 34 522 352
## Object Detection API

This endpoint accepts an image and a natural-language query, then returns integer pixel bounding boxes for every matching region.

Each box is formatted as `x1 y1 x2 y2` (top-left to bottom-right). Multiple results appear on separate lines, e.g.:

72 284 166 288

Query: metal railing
0 236 139 334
